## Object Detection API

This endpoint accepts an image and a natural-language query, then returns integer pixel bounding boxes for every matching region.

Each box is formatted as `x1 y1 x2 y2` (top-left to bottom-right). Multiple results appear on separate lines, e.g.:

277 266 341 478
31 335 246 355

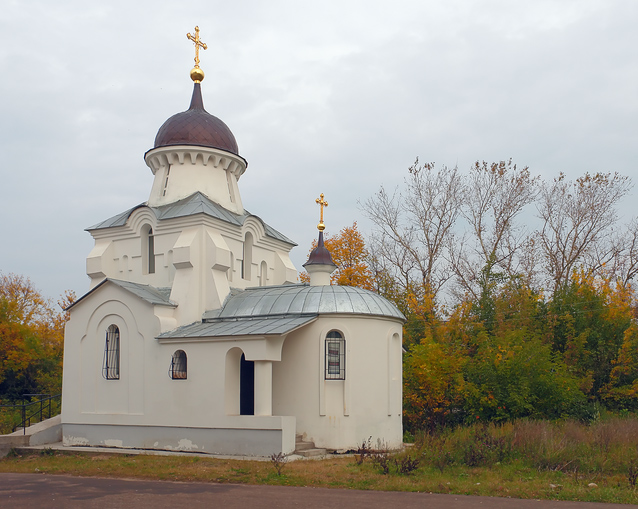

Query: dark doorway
240 353 254 415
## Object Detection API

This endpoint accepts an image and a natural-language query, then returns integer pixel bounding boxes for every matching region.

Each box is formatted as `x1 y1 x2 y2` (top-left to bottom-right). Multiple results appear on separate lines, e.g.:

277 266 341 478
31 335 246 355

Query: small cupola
303 193 337 286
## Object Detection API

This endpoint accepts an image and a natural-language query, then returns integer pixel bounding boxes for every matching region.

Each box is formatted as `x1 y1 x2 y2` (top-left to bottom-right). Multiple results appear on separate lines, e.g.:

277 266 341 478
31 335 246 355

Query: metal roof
87 192 296 246
107 279 175 306
217 284 406 321
159 284 404 340
157 314 317 339
66 278 175 311
153 82 240 156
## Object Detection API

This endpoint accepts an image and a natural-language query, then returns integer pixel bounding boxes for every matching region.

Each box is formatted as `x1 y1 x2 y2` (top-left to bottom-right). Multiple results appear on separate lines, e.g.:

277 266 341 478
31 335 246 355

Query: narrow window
242 232 253 281
325 331 345 380
102 325 120 380
142 225 155 274
148 228 155 274
169 350 187 379
162 164 171 197
226 171 235 203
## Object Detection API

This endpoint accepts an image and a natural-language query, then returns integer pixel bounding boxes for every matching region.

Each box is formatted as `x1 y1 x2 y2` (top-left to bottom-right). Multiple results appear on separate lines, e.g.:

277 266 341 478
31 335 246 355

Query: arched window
169 350 187 379
141 224 155 274
102 325 120 380
325 330 345 380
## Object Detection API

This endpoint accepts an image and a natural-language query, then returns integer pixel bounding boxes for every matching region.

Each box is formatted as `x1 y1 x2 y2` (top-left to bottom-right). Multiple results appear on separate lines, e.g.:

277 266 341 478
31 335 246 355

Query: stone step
296 447 328 458
294 434 327 457
294 441 315 451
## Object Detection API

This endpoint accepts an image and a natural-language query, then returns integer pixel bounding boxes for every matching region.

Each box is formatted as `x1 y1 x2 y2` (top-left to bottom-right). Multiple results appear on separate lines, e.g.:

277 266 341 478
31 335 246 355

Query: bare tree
537 172 632 293
451 160 539 299
591 219 638 287
362 159 464 299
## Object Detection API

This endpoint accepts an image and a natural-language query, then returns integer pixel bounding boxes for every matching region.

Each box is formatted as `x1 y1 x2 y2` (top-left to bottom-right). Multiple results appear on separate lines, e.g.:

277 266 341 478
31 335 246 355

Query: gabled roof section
107 279 174 306
87 205 146 230
67 278 176 311
86 192 296 246
158 314 317 339
156 192 244 225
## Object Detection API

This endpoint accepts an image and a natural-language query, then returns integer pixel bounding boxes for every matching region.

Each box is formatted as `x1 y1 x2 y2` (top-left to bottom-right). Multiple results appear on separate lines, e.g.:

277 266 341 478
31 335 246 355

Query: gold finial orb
315 193 328 231
190 66 205 83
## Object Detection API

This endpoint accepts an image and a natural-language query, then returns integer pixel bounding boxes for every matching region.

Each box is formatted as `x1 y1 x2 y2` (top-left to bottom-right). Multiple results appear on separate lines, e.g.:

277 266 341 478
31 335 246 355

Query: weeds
371 440 391 475
269 452 287 476
462 426 511 466
628 457 638 488
354 436 372 466
371 451 391 475
394 453 420 474
411 416 638 479
355 438 419 476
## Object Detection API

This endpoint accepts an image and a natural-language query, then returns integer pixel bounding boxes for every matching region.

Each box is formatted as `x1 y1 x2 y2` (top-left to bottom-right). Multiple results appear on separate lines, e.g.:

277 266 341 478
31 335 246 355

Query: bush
463 331 587 422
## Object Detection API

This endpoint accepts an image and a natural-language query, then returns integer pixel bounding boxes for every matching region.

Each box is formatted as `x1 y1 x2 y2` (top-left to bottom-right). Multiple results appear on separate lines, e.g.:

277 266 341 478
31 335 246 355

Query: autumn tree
0 273 72 401
299 222 374 290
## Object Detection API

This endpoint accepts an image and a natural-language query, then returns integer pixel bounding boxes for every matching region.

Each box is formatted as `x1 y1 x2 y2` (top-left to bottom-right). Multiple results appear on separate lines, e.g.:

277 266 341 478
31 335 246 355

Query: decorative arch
224 347 255 415
80 296 148 415
128 207 157 233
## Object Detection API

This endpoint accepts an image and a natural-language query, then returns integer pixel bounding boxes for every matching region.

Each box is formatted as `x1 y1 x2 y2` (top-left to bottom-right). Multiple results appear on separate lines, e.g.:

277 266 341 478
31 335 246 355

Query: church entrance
240 353 254 415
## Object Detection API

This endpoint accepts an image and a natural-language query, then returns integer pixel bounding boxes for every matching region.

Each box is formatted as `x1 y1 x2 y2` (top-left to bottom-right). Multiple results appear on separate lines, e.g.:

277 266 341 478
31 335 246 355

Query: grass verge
0 447 636 504
3 418 638 504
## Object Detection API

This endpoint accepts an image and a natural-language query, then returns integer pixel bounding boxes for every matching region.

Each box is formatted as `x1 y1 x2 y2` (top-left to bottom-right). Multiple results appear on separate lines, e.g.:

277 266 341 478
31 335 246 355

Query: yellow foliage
299 222 374 290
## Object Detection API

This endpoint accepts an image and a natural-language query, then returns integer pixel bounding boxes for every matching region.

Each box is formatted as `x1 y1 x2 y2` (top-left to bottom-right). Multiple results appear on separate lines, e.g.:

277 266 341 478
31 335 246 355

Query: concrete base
62 416 296 457
0 415 62 454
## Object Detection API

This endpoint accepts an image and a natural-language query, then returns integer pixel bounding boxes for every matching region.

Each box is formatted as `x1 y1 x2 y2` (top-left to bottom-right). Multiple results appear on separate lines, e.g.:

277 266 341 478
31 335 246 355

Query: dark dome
303 231 336 268
154 83 239 155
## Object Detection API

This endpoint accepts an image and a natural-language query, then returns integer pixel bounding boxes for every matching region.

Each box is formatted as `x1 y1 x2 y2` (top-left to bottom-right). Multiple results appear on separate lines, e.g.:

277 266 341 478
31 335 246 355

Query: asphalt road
0 473 634 508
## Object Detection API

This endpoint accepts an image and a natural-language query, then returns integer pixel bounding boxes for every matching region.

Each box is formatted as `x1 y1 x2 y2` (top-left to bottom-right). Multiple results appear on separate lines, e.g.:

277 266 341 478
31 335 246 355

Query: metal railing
0 393 61 434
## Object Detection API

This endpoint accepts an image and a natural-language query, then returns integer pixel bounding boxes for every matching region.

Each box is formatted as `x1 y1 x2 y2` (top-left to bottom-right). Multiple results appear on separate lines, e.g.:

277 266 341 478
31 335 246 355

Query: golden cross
187 26 208 67
315 193 328 231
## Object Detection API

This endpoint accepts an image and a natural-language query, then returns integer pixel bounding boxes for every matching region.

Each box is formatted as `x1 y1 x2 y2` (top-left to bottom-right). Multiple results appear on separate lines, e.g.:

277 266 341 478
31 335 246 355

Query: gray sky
1 0 637 301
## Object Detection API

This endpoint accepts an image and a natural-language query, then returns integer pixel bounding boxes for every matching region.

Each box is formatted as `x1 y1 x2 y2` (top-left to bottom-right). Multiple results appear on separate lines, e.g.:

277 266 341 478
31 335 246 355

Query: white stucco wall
85 208 297 326
61 283 297 454
145 146 246 214
62 281 402 455
272 315 403 451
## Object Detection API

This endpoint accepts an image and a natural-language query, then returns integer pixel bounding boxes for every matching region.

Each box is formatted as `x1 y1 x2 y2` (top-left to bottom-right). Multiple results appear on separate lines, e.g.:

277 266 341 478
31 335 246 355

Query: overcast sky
1 0 637 301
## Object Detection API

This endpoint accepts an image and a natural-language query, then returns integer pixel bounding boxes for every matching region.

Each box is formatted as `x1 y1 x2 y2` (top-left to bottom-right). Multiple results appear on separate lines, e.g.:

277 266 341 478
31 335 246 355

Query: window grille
102 325 120 380
169 350 187 379
325 331 345 380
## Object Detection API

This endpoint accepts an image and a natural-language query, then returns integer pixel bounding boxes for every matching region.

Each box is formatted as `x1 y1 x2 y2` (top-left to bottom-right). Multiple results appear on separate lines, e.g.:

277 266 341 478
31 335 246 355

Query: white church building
61 29 404 456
